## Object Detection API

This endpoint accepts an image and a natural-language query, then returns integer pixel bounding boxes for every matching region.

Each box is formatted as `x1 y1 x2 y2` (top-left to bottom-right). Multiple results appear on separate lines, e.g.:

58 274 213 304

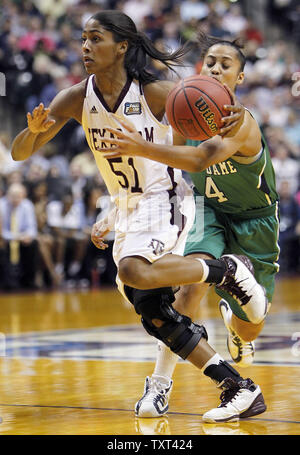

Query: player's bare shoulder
49 78 87 124
143 80 176 120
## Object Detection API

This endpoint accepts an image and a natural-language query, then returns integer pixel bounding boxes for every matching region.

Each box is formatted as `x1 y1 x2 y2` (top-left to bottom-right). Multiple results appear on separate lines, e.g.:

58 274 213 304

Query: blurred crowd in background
0 0 300 291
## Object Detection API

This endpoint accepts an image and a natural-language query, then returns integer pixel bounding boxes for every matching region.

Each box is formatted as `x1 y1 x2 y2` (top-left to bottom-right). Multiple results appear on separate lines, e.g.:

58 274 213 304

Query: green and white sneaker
220 300 255 367
217 255 268 324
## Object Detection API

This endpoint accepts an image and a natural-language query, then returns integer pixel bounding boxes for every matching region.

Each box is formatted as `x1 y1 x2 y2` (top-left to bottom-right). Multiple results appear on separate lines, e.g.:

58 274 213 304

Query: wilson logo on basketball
195 97 218 133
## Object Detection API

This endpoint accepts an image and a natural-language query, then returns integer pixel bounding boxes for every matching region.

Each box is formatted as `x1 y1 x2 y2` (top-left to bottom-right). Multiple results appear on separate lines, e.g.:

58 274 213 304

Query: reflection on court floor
0 278 299 435
1 312 299 366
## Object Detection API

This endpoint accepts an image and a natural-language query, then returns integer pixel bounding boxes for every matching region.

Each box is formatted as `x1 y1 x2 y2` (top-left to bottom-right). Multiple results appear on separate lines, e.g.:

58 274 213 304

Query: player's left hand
91 222 110 250
220 84 245 138
98 114 146 158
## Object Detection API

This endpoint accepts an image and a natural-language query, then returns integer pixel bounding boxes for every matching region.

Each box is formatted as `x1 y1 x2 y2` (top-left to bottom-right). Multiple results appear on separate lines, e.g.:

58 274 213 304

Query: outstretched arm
98 83 261 172
11 82 85 161
98 108 261 173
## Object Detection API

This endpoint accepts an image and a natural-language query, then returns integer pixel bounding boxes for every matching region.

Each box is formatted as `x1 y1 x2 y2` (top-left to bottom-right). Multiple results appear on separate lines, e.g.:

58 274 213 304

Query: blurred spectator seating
46 188 86 286
0 182 38 290
1 0 300 287
278 180 300 274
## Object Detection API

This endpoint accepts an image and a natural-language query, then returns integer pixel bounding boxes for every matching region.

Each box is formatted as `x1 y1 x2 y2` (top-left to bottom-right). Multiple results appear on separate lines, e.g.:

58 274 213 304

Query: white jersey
82 75 195 289
82 75 184 207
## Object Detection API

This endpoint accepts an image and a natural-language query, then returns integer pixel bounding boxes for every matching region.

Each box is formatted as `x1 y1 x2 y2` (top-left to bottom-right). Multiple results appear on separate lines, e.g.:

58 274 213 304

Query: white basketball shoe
202 377 266 423
217 255 268 324
219 300 255 367
135 376 173 418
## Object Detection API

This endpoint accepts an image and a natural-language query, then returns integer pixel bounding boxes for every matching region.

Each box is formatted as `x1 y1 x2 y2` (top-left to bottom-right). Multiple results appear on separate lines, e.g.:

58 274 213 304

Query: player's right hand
220 85 245 138
99 114 146 159
27 103 56 134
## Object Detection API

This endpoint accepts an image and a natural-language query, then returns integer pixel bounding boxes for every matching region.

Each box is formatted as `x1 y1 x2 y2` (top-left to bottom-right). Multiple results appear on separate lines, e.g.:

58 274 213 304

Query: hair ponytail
90 10 191 84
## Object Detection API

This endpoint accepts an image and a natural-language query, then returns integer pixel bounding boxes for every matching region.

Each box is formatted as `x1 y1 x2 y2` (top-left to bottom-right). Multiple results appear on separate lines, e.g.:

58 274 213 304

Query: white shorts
113 178 195 302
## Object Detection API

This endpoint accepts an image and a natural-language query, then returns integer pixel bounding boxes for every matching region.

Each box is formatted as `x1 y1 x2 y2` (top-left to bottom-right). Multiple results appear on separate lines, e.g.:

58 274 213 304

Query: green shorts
184 199 280 321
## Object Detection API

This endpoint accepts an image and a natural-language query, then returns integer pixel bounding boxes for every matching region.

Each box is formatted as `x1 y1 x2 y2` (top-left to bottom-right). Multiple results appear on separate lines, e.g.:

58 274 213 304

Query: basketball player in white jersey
11 10 267 422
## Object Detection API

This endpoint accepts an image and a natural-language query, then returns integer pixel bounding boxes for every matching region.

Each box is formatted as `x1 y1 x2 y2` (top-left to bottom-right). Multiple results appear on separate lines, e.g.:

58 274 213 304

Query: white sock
153 341 178 384
194 258 209 283
200 353 224 373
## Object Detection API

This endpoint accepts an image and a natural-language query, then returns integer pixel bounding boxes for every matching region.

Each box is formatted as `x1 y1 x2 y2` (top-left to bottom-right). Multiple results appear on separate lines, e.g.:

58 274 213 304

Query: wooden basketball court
0 277 299 436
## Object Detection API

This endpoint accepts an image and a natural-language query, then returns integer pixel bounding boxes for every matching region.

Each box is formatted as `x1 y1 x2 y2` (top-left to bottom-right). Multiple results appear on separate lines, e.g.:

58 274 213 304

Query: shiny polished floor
0 276 299 435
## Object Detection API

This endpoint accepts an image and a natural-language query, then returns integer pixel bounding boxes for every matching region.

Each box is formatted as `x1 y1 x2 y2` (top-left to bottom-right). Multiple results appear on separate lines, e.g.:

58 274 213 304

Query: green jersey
185 130 280 318
187 132 278 215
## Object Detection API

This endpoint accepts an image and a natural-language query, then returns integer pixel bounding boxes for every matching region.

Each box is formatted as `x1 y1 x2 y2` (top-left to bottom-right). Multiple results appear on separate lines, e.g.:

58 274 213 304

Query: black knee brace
125 286 208 360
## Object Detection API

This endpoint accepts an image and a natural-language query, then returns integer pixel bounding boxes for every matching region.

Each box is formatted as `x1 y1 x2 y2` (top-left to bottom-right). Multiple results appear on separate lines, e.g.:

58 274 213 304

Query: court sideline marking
0 402 299 425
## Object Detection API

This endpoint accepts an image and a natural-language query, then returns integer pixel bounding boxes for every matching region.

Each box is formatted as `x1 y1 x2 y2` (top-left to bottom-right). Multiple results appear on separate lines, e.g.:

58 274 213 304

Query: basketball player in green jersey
98 33 280 419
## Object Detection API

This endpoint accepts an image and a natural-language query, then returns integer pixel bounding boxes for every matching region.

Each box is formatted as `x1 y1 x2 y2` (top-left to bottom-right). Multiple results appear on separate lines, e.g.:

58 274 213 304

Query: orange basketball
165 75 232 141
